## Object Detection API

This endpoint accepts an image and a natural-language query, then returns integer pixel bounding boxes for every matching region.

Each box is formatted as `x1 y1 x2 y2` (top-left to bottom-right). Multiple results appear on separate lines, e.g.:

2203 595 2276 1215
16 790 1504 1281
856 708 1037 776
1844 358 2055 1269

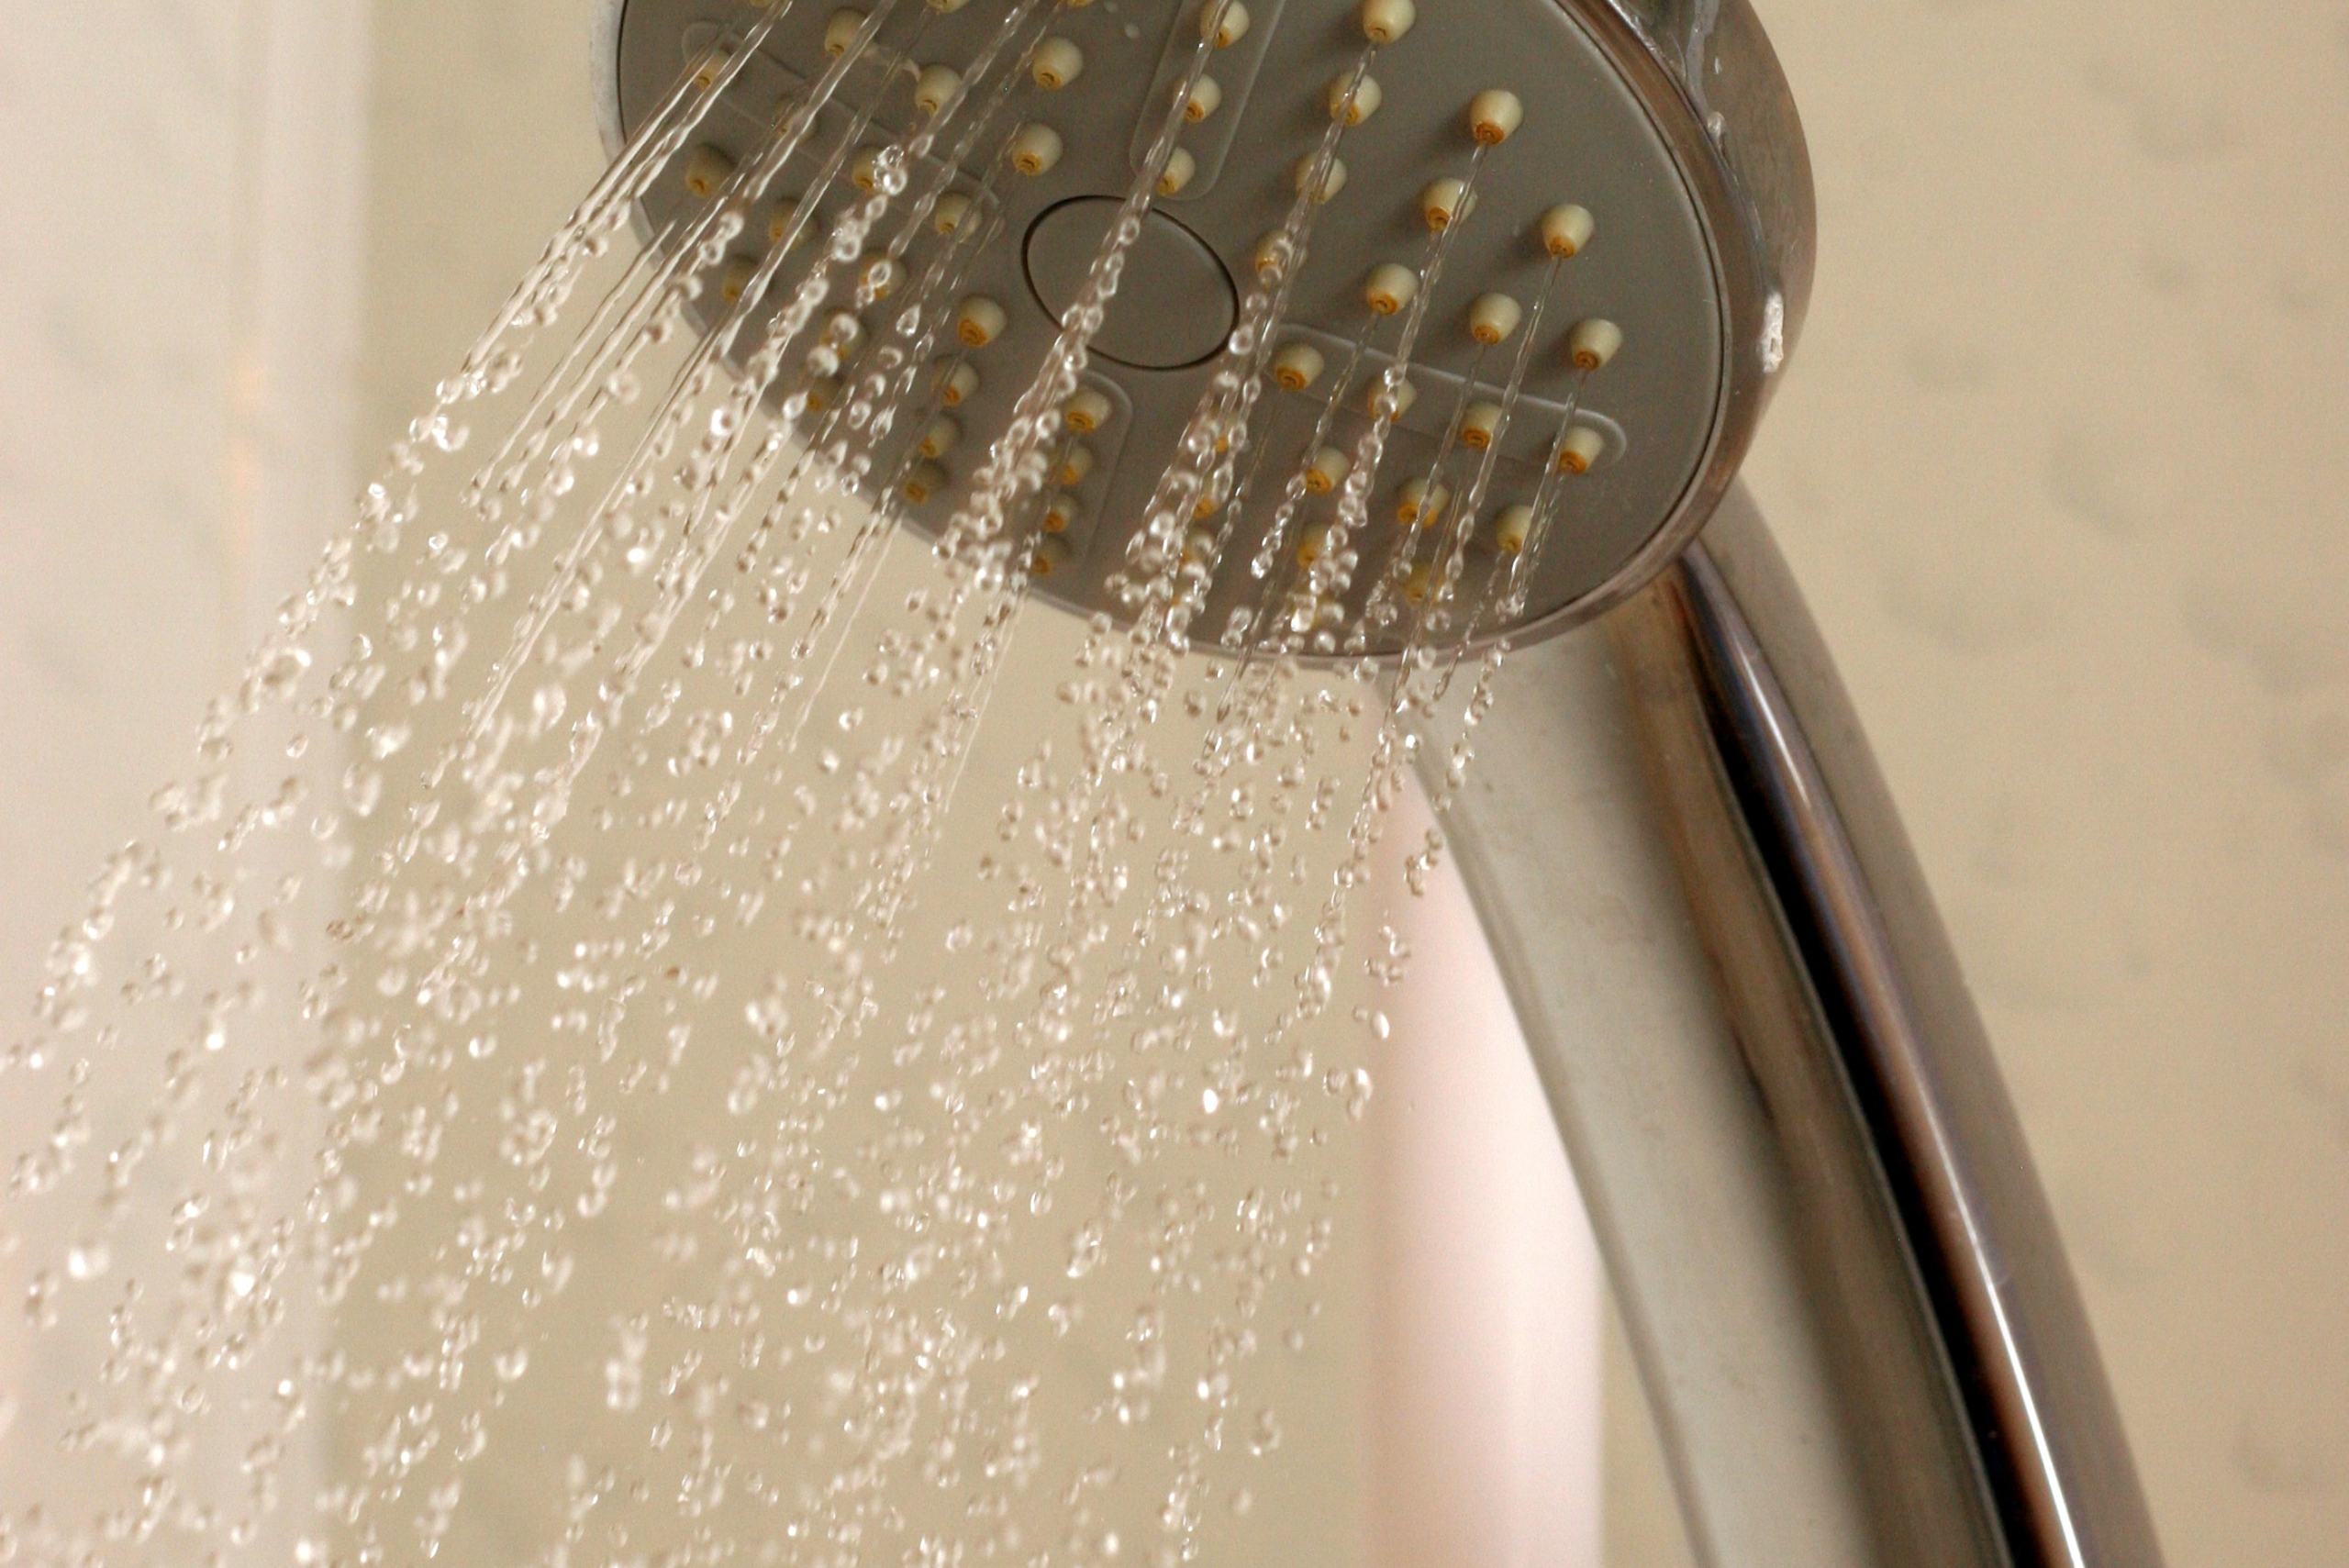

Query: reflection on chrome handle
1620 490 2165 1568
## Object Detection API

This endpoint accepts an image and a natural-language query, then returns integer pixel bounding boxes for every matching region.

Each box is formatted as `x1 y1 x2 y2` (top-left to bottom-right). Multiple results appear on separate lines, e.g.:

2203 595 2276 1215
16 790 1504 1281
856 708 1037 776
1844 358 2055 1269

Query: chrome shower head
593 0 1811 655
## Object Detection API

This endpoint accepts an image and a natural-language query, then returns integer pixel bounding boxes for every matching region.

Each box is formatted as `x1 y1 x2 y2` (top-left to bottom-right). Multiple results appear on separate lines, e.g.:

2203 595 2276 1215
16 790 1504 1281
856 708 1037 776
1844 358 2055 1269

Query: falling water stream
0 4 1620 1563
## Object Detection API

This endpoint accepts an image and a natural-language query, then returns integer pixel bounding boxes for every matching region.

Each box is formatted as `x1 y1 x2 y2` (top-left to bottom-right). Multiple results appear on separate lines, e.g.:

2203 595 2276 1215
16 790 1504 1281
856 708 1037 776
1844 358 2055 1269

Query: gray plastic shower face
596 0 1812 655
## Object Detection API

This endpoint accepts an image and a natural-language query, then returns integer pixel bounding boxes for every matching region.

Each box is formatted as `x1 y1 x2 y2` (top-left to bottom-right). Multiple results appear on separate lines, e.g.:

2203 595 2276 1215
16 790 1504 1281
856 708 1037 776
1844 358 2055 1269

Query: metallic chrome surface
1609 561 2009 1567
1418 612 1897 1567
1663 495 2166 1568
1429 490 2162 1565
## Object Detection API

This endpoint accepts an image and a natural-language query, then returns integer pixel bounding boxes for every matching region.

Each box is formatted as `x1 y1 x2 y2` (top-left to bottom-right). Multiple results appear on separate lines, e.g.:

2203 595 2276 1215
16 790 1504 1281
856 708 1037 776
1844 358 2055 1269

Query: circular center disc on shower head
1023 199 1237 371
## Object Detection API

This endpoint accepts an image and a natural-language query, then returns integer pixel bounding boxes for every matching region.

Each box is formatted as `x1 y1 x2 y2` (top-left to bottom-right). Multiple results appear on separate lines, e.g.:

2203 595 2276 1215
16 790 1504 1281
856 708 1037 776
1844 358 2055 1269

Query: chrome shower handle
1652 503 2163 1568
1427 487 2163 1568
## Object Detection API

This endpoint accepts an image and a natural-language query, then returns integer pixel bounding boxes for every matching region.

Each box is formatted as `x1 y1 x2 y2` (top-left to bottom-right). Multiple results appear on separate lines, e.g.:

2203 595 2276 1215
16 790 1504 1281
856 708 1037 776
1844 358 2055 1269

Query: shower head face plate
602 0 1810 655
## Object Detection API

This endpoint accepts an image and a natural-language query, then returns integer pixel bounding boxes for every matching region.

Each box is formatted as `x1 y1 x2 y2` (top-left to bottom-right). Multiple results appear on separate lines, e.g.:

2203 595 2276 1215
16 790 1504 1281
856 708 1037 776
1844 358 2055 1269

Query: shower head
592 0 1812 656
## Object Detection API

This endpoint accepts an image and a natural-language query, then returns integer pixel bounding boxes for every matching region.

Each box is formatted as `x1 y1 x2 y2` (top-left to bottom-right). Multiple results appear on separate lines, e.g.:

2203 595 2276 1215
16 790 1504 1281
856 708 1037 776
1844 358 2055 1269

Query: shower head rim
1495 0 1815 651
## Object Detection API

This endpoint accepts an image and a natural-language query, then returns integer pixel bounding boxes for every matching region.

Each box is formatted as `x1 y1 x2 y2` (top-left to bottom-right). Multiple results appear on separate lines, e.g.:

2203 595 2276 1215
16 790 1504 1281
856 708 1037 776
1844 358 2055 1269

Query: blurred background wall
0 0 369 1011
0 0 370 1553
1744 6 2349 1562
1 0 2343 1563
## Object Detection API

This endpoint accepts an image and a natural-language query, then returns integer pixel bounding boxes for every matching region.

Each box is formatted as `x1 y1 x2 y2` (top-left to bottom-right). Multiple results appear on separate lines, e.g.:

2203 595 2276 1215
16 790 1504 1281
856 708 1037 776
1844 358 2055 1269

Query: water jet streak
0 7 1684 1562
